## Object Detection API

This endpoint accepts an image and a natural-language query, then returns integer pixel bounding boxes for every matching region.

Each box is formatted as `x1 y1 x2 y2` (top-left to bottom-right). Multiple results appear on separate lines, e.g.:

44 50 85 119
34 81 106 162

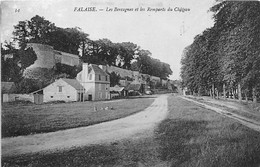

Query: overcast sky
1 0 216 80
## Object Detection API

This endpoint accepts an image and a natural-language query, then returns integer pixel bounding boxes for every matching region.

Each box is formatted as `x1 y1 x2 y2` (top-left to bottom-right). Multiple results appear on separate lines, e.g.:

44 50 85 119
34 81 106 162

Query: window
58 86 62 92
105 76 108 81
99 83 101 90
51 96 53 98
67 96 70 98
89 74 92 80
99 75 101 80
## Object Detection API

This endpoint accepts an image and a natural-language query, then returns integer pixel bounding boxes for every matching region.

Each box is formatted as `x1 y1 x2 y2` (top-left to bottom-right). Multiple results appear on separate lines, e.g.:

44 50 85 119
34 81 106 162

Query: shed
110 85 126 97
38 78 85 103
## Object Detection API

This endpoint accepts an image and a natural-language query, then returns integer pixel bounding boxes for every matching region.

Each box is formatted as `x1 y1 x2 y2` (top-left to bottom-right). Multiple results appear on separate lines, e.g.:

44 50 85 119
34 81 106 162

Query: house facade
43 78 85 102
76 63 110 101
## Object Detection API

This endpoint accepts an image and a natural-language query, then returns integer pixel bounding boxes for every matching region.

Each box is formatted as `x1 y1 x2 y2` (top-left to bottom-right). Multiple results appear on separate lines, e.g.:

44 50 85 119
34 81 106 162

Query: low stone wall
2 94 34 103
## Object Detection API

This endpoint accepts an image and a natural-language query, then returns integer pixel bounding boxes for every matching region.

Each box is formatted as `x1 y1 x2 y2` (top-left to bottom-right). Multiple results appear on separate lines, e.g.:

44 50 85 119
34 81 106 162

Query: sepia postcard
1 0 260 166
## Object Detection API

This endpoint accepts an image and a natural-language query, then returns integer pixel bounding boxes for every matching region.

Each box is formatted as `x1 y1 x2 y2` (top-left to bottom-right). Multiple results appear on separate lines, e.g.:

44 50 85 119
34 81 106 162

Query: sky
1 0 216 80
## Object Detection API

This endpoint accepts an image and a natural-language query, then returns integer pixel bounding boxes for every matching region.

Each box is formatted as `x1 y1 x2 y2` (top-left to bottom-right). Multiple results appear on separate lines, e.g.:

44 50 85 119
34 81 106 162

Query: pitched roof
61 78 85 91
1 82 16 93
90 64 108 76
110 85 124 92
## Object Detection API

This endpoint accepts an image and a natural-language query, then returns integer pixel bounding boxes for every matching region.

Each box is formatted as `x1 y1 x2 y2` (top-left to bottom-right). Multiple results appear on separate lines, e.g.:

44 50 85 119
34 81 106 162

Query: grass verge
187 96 260 122
2 97 155 138
155 96 260 167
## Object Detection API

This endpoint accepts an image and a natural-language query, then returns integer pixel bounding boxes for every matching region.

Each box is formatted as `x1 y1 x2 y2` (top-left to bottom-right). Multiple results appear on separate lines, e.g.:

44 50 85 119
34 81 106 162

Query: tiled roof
1 82 16 93
110 85 124 92
90 64 108 76
61 78 85 91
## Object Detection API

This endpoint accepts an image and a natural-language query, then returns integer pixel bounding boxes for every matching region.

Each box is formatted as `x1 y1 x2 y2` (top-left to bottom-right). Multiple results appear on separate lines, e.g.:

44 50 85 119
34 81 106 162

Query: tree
181 1 260 102
1 43 37 82
13 15 56 48
13 15 89 55
117 42 139 69
109 72 121 87
132 49 172 79
49 27 89 55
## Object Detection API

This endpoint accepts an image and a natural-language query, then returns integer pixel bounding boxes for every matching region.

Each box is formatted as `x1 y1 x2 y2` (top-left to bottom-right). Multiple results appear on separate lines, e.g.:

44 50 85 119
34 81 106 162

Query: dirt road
2 95 169 157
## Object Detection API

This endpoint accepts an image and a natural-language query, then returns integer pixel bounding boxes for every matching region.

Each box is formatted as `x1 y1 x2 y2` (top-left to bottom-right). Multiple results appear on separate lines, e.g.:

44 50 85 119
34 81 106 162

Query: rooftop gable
90 64 108 76
61 78 85 91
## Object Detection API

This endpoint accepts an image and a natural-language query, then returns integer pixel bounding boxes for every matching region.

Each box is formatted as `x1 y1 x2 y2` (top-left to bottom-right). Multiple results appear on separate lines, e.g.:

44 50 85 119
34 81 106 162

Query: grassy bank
2 97 155 138
2 96 260 166
186 96 260 122
156 96 260 167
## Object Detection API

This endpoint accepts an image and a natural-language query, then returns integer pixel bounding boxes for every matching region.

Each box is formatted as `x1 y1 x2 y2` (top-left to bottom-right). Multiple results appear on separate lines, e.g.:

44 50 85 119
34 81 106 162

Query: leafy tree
55 63 82 79
117 42 139 69
1 43 37 82
49 27 89 55
181 1 260 102
13 15 56 48
132 49 172 79
109 72 121 87
16 78 43 94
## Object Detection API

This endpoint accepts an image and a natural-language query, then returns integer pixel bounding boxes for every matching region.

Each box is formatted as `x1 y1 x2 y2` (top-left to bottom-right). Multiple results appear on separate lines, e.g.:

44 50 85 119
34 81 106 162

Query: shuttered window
58 86 62 92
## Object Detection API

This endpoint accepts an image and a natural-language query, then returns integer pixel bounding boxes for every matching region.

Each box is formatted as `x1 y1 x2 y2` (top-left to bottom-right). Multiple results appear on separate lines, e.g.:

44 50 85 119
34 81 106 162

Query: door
88 94 92 101
34 94 43 104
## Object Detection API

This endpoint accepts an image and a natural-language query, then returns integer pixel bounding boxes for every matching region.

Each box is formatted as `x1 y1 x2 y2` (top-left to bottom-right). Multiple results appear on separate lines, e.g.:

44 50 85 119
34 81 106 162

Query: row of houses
1 43 174 104
1 63 151 104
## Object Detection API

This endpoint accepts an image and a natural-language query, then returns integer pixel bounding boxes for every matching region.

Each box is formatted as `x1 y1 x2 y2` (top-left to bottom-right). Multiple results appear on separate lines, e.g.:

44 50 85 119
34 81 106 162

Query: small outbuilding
110 85 126 98
41 78 85 103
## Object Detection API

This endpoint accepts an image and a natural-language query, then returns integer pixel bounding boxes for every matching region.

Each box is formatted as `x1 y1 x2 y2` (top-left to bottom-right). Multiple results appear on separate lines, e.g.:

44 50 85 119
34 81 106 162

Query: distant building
110 85 126 98
1 82 16 102
125 80 145 94
1 82 35 103
119 80 132 87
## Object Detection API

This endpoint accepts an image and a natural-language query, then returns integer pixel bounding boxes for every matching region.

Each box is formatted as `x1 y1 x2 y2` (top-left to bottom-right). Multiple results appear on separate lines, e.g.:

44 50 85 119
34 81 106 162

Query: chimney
99 65 107 72
82 63 88 82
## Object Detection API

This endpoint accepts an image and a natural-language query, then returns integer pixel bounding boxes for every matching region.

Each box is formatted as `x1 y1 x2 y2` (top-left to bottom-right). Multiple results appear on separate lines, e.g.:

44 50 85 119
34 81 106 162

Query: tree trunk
216 89 219 99
253 86 257 103
232 88 235 99
209 88 212 98
245 89 248 103
212 83 215 99
238 82 242 102
223 83 226 100
245 93 248 102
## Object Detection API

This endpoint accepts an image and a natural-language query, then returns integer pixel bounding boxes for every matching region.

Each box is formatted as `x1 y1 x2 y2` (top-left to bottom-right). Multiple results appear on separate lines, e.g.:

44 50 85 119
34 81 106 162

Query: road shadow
155 119 208 166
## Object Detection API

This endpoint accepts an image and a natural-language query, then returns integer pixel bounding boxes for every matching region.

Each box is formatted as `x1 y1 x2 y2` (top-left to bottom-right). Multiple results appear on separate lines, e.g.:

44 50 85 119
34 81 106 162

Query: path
181 96 260 132
2 95 169 157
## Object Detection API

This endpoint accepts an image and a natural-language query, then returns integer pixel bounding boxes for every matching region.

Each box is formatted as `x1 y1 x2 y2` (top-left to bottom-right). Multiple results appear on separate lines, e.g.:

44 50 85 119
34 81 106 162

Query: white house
76 63 110 101
43 78 85 102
